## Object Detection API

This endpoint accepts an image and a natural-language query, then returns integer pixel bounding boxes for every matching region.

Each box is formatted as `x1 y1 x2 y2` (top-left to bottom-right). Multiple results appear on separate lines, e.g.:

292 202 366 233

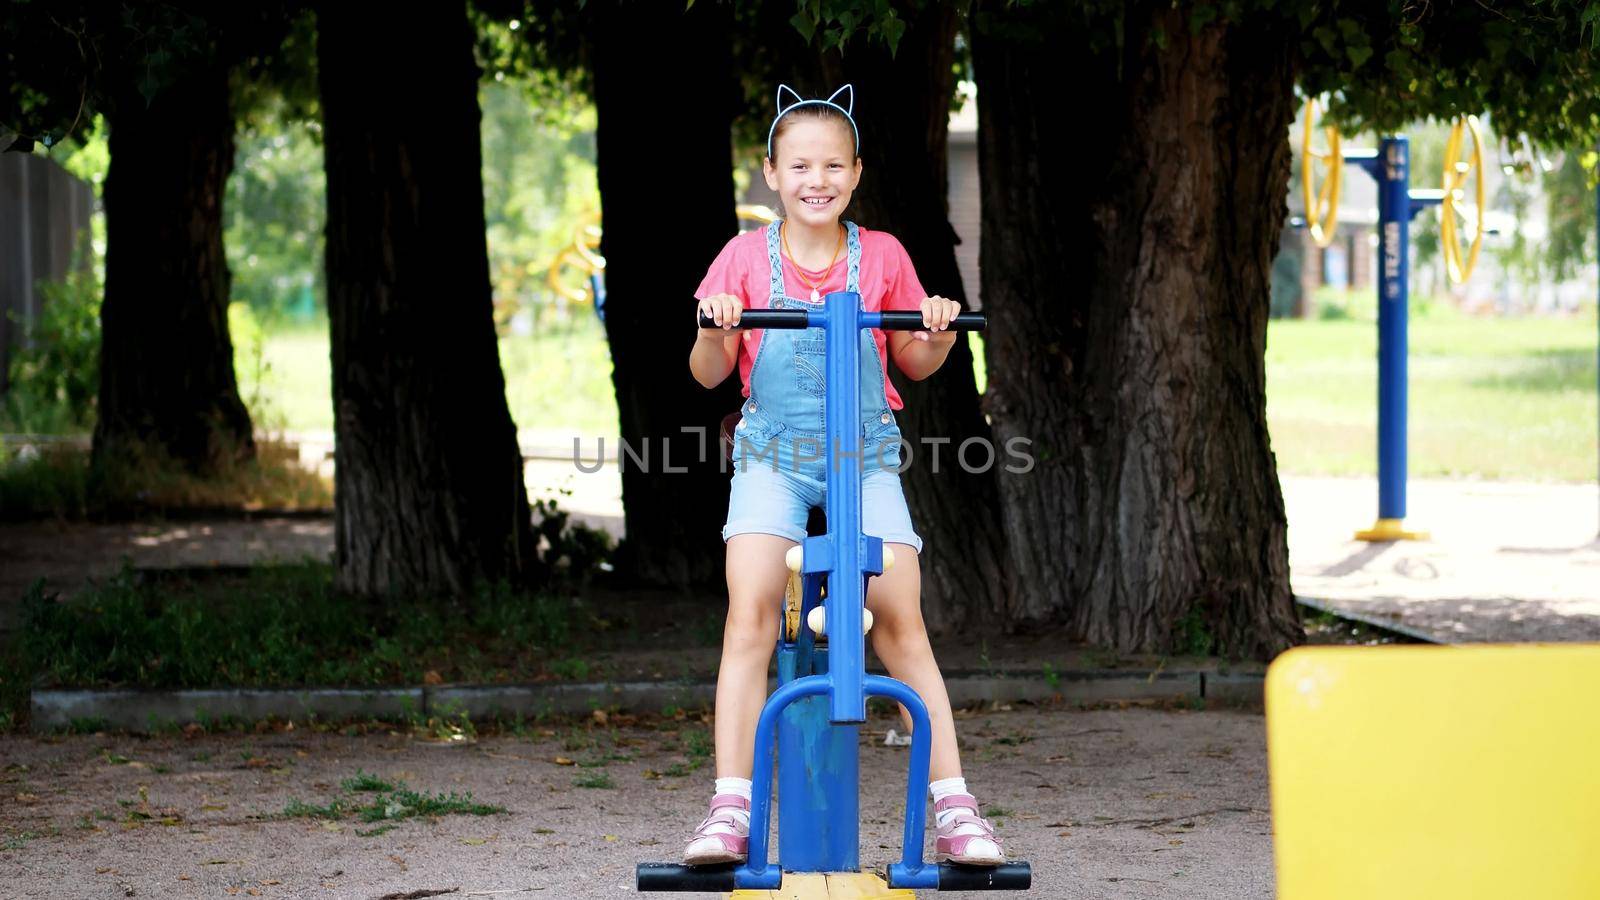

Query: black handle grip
699 310 810 329
698 310 986 331
877 311 986 332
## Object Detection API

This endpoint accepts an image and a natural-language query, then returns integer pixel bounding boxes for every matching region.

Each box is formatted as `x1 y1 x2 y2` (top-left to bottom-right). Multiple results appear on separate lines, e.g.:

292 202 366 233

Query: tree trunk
815 7 1015 635
972 4 1303 659
589 1 743 587
318 0 538 597
94 68 254 474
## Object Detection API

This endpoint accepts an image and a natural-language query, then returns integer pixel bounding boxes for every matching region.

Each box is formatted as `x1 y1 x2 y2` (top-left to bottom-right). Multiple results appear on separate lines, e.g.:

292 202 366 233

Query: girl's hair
767 104 859 163
766 85 859 162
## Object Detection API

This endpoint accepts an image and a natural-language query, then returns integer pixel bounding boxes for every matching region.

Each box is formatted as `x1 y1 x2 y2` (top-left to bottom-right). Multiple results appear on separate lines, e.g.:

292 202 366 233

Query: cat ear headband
766 84 859 160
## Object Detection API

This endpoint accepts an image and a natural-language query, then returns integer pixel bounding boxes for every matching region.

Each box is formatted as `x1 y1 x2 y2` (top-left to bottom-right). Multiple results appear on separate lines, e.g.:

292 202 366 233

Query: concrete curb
31 670 1264 734
31 687 422 733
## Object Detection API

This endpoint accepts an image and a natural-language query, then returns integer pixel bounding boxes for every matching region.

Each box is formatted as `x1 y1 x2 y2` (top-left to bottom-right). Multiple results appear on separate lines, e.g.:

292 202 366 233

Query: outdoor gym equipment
1300 99 1487 541
636 293 1032 896
1266 644 1600 899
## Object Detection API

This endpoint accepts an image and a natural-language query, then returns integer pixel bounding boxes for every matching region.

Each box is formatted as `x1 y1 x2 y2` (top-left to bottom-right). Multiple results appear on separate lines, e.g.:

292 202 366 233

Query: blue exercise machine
637 293 1031 895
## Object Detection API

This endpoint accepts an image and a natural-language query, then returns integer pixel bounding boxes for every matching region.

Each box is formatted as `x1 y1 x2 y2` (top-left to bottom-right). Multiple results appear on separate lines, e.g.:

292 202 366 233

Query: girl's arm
888 296 960 381
689 293 743 388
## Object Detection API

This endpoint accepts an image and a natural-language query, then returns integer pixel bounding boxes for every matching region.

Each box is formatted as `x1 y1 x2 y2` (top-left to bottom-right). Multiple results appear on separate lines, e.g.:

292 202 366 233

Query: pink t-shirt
693 225 928 410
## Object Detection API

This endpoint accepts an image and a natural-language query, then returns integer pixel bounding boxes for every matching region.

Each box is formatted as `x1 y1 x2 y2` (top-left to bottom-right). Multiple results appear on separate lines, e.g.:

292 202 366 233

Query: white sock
929 776 968 804
715 777 753 803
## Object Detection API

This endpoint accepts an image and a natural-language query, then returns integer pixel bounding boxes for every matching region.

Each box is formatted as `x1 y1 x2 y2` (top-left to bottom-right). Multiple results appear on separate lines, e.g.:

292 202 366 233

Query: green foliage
3 2 307 150
225 101 326 323
1297 1 1600 149
2 236 101 433
15 561 600 690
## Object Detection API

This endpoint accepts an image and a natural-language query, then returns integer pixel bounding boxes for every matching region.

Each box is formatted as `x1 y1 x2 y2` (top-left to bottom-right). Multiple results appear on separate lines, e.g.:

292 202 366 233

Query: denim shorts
721 461 924 553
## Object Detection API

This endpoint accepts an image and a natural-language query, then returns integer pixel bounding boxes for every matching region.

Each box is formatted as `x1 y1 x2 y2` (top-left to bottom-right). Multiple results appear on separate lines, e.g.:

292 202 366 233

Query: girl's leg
867 543 1006 865
865 543 963 782
713 533 794 778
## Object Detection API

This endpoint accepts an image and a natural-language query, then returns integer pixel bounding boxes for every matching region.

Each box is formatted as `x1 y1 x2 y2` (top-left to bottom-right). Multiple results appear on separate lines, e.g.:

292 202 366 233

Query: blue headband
766 84 859 160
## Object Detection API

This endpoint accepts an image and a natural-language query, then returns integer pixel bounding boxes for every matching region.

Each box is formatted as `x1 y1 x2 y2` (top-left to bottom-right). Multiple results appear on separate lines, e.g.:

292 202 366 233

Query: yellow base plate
1353 518 1430 542
729 871 916 899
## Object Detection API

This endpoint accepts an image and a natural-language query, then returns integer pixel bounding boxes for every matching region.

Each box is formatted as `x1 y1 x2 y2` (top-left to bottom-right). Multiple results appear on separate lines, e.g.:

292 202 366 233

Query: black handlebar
699 310 986 331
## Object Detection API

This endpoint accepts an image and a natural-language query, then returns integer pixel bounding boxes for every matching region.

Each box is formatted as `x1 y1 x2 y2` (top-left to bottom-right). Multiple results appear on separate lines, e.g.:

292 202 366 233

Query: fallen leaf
1169 839 1184 846
424 670 443 685
553 757 574 766
200 804 228 812
178 875 190 881
96 867 116 874
591 710 608 725
603 834 618 842
321 822 343 832
461 838 486 846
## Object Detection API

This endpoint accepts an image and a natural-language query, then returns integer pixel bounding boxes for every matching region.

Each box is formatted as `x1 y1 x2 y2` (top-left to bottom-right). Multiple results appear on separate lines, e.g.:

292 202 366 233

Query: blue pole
824 291 866 724
1377 137 1410 523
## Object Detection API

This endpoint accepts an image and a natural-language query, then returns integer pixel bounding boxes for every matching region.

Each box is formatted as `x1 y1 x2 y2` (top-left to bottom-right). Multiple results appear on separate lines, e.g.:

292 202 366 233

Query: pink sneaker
934 793 1006 866
683 794 750 866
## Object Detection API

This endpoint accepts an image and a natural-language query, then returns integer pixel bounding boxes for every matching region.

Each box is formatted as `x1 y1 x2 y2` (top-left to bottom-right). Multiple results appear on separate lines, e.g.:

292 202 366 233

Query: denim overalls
721 221 922 552
731 220 902 474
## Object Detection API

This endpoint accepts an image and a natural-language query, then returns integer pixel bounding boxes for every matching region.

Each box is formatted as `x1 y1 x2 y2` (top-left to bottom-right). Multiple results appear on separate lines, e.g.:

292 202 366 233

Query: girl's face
763 118 862 228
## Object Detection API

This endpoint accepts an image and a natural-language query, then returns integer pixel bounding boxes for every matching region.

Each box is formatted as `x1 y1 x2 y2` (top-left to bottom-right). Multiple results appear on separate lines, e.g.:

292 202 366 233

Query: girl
685 84 1006 868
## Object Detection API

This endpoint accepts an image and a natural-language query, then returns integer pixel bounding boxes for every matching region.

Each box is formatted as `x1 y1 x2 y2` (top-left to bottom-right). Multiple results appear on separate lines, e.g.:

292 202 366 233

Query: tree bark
972 4 1303 659
814 6 1015 635
318 0 538 597
589 1 743 587
94 67 254 474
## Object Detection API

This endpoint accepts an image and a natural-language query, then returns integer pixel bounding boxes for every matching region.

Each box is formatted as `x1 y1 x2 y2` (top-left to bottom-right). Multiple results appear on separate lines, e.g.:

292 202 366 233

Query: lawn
247 306 1597 482
1265 308 1598 482
251 312 620 437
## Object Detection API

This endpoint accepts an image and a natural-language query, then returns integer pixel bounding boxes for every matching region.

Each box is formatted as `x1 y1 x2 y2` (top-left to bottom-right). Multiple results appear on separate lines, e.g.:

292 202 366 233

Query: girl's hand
913 296 960 342
697 293 743 332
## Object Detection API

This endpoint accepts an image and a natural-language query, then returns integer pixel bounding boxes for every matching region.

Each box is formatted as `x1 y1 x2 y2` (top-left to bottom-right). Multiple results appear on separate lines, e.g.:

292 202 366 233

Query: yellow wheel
545 211 606 304
1440 115 1485 284
1300 98 1343 249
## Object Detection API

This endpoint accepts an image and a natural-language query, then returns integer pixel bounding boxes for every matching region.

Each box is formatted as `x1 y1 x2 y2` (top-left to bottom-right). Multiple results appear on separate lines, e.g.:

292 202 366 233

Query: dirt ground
0 705 1272 900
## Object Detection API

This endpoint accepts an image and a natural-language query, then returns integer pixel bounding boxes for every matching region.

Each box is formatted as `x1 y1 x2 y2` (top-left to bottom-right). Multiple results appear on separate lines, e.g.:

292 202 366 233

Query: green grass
258 314 618 436
11 562 586 692
1266 305 1598 481
282 775 505 827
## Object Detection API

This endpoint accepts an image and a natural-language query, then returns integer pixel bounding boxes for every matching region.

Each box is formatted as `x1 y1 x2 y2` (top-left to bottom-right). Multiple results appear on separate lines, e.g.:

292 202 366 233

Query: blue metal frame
734 292 928 889
1345 138 1441 530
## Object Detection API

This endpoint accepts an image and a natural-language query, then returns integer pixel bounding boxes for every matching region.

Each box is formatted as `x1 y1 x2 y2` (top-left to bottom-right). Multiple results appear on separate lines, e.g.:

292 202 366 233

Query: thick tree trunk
972 5 1303 659
94 68 254 474
589 1 743 587
814 7 1015 634
318 0 538 597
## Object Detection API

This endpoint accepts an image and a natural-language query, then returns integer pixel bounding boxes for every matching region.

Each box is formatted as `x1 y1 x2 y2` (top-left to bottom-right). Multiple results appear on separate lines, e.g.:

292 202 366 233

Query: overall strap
844 221 861 295
765 222 786 302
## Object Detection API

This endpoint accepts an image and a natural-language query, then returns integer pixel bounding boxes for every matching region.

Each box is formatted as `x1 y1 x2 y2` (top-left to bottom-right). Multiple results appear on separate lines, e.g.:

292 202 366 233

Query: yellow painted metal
1353 517 1430 542
1440 115 1485 284
1267 644 1600 900
1299 98 1343 249
545 211 606 304
729 871 917 899
738 204 779 224
784 570 804 642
